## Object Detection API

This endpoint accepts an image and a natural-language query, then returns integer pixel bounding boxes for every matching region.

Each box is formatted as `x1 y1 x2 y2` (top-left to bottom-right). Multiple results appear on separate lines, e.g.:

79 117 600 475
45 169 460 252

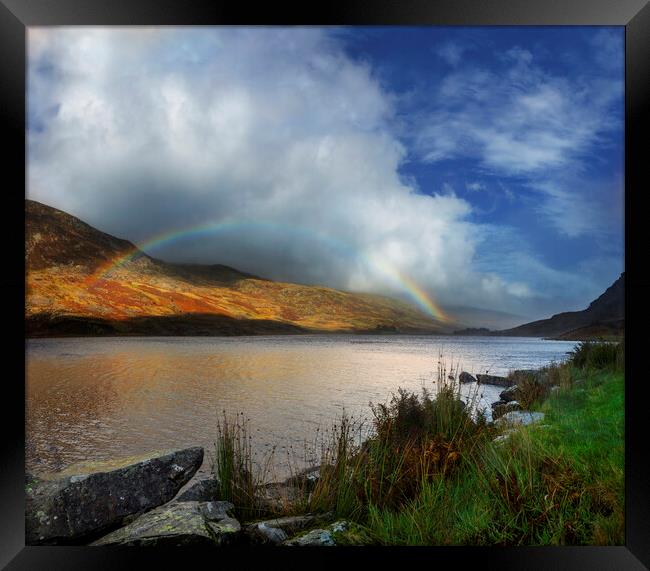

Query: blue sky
27 27 624 325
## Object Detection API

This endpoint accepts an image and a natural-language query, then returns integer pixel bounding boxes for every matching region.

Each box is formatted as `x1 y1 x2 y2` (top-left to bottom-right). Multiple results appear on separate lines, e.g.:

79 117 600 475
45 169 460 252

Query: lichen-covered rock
283 520 349 547
26 447 204 545
91 501 239 546
176 475 220 502
244 513 331 545
476 374 515 387
459 371 477 384
284 528 335 546
495 411 545 427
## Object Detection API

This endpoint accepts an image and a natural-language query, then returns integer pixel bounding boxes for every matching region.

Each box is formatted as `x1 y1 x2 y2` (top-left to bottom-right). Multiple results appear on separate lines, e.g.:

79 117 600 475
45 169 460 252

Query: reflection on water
26 335 575 478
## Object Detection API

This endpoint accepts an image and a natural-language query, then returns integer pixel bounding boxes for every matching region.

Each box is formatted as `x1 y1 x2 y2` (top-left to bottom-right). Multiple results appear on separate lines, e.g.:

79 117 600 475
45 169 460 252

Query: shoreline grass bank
214 341 624 546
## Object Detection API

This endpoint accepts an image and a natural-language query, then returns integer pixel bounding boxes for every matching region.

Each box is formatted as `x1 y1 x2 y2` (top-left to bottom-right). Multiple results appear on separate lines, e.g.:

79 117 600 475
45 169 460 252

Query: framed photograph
2 1 649 569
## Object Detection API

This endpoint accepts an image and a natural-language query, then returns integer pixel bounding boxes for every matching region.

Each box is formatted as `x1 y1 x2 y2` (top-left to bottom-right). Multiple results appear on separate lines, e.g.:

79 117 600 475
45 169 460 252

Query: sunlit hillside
26 200 447 336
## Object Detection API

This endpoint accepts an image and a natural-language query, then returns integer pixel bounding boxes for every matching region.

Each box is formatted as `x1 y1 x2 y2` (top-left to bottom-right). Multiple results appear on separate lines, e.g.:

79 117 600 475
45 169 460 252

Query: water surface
26 335 575 478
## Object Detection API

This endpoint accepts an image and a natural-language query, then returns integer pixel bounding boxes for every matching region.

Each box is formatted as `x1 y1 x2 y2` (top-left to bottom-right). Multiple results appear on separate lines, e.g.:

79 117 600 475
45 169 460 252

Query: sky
27 27 624 324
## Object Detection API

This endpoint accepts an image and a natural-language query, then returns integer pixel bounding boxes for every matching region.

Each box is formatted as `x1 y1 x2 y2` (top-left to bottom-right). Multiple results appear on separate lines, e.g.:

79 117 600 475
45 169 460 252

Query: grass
212 342 624 545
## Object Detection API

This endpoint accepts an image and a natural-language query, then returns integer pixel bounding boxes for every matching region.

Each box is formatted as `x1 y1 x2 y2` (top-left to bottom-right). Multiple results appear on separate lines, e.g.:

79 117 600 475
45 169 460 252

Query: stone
244 513 331 545
255 482 303 514
283 521 349 547
91 501 239 546
476 374 515 388
495 411 545 427
459 371 477 384
491 400 522 420
284 466 321 491
26 447 204 545
176 475 220 502
499 385 519 403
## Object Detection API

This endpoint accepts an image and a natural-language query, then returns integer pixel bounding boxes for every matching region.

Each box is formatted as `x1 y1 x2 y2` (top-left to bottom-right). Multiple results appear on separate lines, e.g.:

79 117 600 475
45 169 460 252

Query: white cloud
28 28 509 313
466 182 484 192
414 47 623 237
436 41 465 67
26 28 622 320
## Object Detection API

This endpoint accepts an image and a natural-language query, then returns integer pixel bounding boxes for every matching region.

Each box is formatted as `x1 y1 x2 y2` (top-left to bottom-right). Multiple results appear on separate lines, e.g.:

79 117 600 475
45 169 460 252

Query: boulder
459 371 477 384
176 475 220 502
476 374 515 387
495 411 545 427
244 513 331 545
491 400 522 420
91 501 239 546
26 447 204 545
499 385 519 403
283 520 349 547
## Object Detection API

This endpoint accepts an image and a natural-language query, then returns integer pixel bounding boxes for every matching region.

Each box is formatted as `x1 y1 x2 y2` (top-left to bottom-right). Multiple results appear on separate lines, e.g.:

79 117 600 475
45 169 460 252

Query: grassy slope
361 368 624 545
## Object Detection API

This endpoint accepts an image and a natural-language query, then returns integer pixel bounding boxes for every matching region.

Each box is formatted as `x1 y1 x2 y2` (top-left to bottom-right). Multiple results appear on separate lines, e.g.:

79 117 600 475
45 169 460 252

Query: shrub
514 372 549 408
568 341 623 371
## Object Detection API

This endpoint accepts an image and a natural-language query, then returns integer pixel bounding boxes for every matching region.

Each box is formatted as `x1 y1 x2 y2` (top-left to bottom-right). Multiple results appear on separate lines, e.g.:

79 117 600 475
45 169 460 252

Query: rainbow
86 219 451 324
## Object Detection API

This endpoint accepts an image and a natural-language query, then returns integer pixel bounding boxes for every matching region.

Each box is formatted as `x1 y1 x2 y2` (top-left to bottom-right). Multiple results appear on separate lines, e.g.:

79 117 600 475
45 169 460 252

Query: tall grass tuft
212 411 275 521
307 357 490 517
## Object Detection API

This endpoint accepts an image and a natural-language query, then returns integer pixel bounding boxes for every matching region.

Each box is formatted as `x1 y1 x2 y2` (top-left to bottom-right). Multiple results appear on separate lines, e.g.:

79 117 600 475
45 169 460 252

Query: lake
26 335 576 479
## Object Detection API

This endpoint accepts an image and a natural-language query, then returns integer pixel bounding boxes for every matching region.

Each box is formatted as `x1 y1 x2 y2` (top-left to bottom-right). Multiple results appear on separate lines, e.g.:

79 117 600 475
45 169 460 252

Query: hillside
499 273 624 339
25 200 447 337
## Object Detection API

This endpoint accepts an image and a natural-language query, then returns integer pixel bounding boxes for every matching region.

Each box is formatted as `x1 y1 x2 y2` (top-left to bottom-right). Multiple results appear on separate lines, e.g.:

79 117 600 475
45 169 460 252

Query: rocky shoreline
25 447 356 547
26 368 551 547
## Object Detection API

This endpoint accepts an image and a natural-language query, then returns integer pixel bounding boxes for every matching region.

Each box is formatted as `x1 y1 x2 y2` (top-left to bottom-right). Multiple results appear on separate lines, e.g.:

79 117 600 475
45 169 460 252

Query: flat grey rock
244 513 331 545
26 447 204 545
495 411 545 427
91 501 239 546
176 475 220 502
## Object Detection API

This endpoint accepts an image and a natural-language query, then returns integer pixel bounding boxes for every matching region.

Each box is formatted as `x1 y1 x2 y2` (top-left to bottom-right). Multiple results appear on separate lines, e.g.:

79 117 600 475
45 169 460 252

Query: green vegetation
213 342 624 545
212 411 275 521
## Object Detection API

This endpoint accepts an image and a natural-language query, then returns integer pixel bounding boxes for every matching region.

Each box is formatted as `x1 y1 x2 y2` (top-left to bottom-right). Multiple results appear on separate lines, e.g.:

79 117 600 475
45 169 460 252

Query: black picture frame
2 1 649 569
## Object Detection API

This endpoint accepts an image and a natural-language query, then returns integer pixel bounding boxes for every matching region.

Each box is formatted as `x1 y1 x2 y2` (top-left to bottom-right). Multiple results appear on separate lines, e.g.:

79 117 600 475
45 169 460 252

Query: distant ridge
25 199 448 337
498 273 624 339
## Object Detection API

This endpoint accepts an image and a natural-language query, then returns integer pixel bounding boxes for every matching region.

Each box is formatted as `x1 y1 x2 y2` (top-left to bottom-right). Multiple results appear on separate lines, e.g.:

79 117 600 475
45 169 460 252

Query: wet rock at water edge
26 447 204 545
92 501 240 546
491 400 522 421
459 371 477 384
499 385 519 403
476 374 515 388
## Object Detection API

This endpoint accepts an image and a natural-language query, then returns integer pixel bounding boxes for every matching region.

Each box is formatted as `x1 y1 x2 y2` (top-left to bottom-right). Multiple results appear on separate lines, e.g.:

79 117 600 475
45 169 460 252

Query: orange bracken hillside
26 200 446 337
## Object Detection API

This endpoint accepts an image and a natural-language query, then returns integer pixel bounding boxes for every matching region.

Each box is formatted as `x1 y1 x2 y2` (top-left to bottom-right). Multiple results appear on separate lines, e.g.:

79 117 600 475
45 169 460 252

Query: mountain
498 273 624 339
445 305 529 331
25 200 449 337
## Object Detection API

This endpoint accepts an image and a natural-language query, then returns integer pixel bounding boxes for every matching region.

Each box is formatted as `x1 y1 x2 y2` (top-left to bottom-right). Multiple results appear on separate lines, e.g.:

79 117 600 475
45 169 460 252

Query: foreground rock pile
25 447 348 547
